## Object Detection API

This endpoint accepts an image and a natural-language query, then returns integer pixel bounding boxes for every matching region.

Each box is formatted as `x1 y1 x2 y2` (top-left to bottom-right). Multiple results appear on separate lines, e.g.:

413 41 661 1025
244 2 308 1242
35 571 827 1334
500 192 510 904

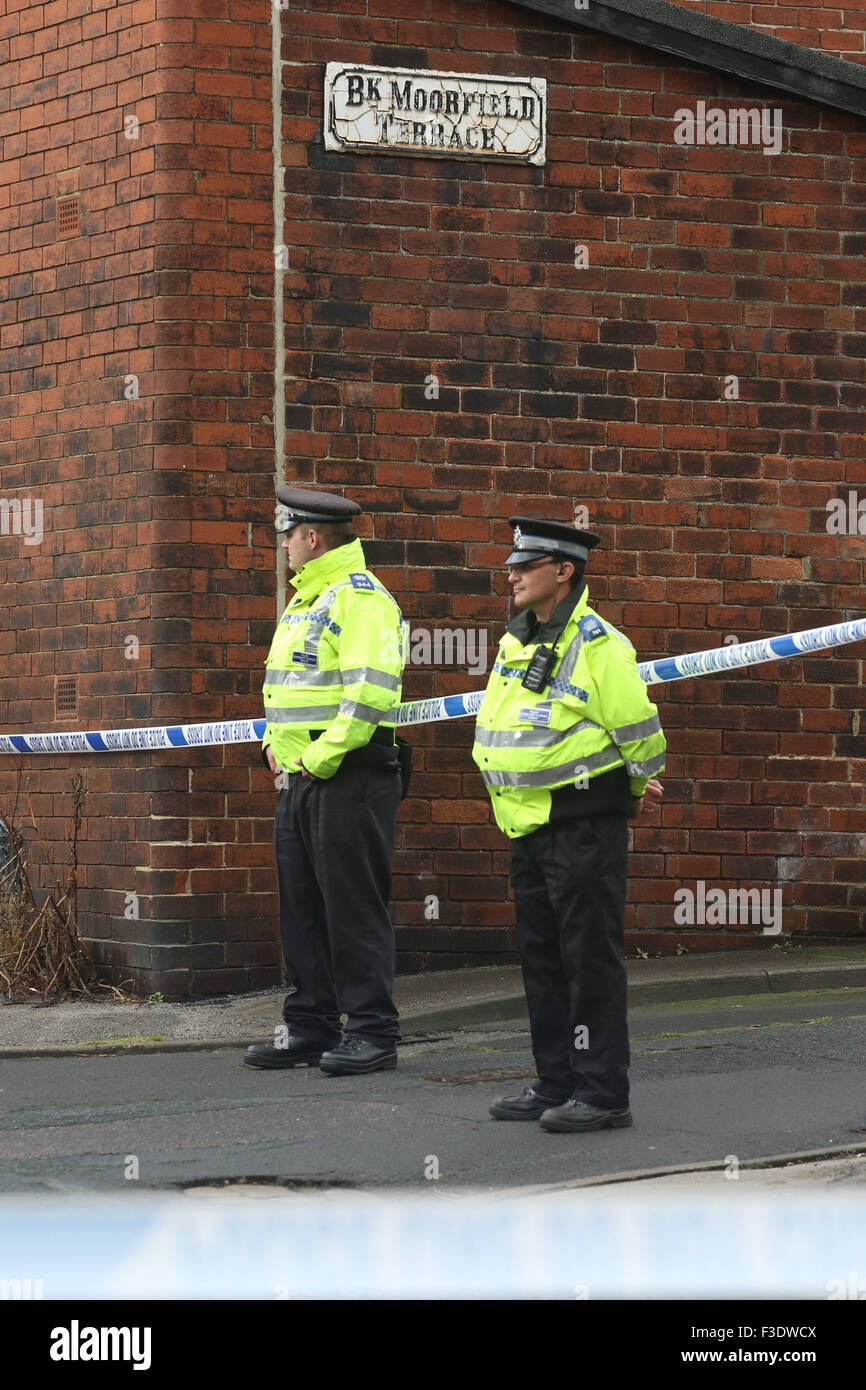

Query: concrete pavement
1 988 864 1192
1 944 865 1057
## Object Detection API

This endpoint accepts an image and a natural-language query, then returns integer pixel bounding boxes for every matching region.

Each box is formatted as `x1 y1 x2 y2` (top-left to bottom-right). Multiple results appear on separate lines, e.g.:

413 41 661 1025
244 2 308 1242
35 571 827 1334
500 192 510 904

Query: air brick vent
56 197 80 239
56 676 78 718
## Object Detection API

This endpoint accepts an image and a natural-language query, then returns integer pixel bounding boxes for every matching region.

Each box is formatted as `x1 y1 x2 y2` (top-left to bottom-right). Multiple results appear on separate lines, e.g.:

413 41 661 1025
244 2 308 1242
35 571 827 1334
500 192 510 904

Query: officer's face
282 522 319 574
508 556 561 610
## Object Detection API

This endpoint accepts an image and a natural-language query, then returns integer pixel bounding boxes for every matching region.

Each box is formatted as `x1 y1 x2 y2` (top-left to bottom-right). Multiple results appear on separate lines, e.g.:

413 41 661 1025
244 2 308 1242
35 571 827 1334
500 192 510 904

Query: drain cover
399 1032 453 1045
180 1177 358 1191
422 1066 532 1085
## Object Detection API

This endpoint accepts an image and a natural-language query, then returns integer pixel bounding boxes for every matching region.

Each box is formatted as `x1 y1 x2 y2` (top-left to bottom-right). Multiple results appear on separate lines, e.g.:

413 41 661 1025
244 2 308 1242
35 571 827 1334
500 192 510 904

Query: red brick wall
669 2 866 60
0 0 280 996
1 0 864 997
282 0 866 964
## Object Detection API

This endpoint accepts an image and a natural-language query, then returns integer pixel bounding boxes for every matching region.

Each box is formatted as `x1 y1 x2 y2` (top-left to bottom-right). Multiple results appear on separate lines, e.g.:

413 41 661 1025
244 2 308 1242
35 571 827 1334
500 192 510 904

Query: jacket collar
290 537 367 601
506 580 588 646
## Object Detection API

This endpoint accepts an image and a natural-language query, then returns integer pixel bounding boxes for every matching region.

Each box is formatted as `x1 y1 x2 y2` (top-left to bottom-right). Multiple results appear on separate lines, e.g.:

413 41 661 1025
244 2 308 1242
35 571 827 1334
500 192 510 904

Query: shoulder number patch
349 572 375 591
578 615 607 641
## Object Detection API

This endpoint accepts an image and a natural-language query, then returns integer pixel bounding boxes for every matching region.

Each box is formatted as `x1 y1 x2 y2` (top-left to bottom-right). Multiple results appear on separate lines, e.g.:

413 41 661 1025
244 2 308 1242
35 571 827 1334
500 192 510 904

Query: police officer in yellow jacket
473 517 666 1131
244 487 405 1076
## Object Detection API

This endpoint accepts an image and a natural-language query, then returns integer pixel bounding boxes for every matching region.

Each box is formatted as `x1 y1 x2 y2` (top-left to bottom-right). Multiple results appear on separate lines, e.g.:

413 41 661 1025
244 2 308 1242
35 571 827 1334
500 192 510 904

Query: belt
309 726 398 769
309 727 394 747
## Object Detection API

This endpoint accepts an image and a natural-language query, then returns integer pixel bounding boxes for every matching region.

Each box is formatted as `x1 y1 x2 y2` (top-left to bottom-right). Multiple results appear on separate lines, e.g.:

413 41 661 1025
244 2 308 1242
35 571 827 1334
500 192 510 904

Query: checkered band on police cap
505 515 600 566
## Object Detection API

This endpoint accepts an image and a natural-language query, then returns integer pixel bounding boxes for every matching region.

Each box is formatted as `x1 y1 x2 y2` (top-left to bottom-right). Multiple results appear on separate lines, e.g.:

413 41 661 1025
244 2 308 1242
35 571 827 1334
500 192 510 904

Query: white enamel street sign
324 64 546 164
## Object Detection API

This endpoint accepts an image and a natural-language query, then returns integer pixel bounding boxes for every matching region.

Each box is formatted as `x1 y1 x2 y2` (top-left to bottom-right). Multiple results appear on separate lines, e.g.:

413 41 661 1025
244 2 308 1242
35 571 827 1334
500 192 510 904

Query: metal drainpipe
271 3 287 617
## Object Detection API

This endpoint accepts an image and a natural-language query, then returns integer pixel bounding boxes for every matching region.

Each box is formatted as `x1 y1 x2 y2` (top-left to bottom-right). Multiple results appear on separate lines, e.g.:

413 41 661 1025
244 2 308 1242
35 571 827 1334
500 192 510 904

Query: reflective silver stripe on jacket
622 752 666 777
338 698 393 725
481 746 623 788
474 718 599 750
264 705 340 723
266 668 343 688
340 667 400 692
265 665 399 692
609 714 663 743
294 576 401 661
304 587 337 661
553 627 587 684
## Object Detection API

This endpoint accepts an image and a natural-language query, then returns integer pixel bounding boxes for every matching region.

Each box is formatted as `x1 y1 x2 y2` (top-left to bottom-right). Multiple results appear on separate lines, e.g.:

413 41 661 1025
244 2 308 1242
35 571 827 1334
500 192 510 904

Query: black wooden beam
509 0 866 119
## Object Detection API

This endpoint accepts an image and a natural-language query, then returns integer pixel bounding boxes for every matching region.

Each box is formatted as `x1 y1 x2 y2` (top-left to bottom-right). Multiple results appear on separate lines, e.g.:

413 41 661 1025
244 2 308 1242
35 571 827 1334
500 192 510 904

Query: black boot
539 1100 633 1132
489 1084 567 1121
319 1035 398 1075
244 1029 340 1070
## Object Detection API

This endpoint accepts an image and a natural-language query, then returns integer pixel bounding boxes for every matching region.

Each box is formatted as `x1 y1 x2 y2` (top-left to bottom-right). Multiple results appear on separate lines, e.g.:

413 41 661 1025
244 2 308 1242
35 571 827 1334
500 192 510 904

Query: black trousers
509 814 631 1109
274 760 402 1043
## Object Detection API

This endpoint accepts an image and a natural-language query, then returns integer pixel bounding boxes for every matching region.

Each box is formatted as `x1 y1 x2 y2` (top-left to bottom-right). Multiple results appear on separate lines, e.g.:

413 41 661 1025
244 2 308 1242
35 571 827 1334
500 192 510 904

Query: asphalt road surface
1 987 864 1193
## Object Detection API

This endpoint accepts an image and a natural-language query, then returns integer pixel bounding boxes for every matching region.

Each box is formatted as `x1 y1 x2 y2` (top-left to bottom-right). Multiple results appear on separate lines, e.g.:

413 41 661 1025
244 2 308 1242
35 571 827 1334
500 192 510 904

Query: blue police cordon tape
1 617 864 755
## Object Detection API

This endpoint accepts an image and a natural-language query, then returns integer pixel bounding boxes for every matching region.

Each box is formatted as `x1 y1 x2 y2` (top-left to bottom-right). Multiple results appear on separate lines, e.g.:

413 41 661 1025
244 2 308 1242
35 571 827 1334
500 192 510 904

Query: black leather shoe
319 1035 398 1075
489 1085 567 1121
243 1032 339 1069
539 1100 633 1132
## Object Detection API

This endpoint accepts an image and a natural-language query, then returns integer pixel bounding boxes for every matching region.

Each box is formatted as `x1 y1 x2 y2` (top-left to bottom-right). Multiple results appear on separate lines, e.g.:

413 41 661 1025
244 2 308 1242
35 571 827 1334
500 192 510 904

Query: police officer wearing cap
244 487 406 1076
472 517 666 1131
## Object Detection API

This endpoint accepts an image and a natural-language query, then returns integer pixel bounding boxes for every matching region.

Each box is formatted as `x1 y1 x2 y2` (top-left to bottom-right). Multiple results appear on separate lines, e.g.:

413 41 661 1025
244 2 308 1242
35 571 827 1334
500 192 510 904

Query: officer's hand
294 758 317 780
265 746 278 774
644 778 663 806
628 779 663 824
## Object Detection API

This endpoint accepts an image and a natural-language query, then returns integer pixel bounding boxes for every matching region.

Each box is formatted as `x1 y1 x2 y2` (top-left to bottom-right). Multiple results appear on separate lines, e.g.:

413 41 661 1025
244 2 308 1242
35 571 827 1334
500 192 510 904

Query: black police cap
275 486 361 533
506 515 600 566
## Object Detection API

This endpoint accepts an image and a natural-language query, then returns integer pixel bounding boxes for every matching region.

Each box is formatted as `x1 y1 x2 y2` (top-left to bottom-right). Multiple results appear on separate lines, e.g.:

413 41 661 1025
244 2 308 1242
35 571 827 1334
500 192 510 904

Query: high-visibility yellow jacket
472 583 666 838
261 537 404 780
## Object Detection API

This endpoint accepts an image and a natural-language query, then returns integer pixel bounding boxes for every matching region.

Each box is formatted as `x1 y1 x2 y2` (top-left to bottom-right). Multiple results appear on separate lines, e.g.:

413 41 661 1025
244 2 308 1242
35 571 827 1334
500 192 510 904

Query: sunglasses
508 557 558 574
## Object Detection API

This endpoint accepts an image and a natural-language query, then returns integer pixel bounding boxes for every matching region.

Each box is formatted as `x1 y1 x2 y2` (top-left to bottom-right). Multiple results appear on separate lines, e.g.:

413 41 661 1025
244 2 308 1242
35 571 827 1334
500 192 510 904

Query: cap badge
513 524 522 546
